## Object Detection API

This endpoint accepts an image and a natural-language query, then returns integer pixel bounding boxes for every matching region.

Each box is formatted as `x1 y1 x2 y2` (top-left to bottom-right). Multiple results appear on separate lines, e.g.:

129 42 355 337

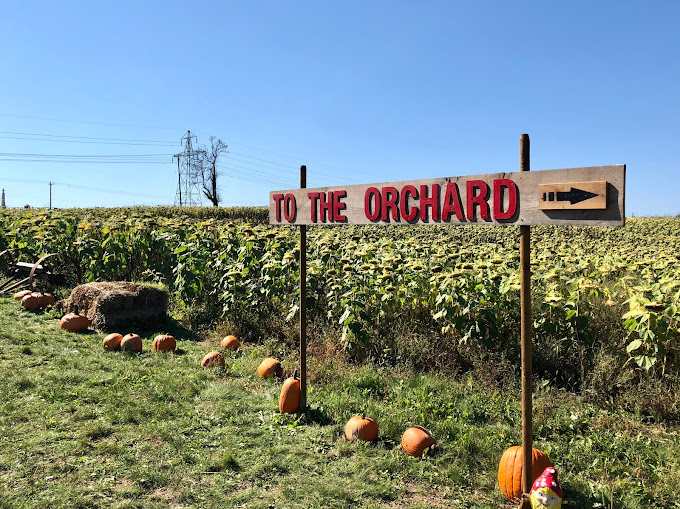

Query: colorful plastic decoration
529 467 562 508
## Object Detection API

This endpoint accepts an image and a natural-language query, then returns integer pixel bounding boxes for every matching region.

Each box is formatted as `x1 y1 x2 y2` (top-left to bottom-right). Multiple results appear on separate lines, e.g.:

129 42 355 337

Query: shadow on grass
561 488 601 508
71 329 98 336
301 406 333 426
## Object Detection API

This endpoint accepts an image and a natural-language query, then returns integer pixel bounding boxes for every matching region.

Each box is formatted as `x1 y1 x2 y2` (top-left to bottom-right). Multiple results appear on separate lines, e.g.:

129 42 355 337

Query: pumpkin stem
73 304 79 315
362 413 366 419
292 369 298 379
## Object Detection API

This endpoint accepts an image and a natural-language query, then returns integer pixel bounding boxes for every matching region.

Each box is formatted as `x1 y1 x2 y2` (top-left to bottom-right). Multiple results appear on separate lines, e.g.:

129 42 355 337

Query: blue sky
0 1 678 215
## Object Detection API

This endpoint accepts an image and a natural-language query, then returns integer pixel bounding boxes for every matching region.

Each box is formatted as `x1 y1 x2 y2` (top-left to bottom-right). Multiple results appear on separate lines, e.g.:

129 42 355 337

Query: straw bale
59 282 168 331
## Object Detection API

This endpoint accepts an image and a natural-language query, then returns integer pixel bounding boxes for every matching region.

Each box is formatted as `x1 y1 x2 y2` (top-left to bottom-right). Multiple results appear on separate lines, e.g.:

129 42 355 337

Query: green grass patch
1 298 679 508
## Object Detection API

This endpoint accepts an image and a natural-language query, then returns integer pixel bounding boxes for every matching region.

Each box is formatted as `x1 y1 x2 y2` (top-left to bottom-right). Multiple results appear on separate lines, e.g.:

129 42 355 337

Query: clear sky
0 1 678 215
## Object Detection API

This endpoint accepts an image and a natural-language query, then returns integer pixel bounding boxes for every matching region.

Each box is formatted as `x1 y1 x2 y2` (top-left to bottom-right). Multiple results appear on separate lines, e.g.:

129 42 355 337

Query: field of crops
1 208 679 402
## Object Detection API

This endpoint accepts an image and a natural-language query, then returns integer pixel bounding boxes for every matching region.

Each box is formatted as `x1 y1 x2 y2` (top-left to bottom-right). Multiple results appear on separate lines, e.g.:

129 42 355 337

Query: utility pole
173 130 204 207
173 153 182 207
49 182 53 209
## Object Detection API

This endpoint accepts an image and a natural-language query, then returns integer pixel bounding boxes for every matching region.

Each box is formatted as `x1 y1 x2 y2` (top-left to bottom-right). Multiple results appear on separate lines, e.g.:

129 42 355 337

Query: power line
0 130 178 144
56 181 168 199
0 152 173 158
228 141 363 177
228 151 363 184
228 151 298 169
0 159 172 164
0 112 185 131
218 162 297 184
0 151 173 164
219 169 293 188
0 135 177 147
1 112 364 178
223 156 358 186
0 115 371 196
0 177 169 200
219 166 294 186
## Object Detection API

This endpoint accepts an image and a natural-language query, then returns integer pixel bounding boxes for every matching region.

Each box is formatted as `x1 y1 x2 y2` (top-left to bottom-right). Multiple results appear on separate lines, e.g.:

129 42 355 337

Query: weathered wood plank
269 165 625 227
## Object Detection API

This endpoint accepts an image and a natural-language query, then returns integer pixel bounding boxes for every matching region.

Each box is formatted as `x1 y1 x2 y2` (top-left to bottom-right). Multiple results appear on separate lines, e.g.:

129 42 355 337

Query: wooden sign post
519 135 532 509
299 165 307 413
270 136 625 501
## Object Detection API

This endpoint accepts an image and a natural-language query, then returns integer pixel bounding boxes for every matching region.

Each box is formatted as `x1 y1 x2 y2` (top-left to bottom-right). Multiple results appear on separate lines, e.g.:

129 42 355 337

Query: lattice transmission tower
173 130 206 207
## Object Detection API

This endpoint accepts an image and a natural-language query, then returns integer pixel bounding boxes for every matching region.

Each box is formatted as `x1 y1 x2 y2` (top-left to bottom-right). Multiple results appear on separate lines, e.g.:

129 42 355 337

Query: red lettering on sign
441 182 464 221
381 187 399 222
493 179 517 220
319 192 333 222
284 193 297 222
307 192 320 222
466 180 490 220
365 187 381 221
334 190 347 222
272 194 284 222
420 184 440 221
400 185 419 222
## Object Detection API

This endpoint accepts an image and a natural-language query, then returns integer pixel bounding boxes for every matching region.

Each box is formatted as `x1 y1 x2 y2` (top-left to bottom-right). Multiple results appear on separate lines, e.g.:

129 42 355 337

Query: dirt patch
58 282 168 331
150 486 184 507
386 483 452 508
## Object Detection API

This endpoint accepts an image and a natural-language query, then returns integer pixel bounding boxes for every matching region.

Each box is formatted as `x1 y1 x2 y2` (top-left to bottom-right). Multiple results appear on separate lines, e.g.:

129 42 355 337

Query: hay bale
59 282 169 331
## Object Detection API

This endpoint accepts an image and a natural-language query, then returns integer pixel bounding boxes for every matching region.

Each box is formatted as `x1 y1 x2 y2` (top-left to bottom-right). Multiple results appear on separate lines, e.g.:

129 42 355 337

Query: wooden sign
269 165 625 227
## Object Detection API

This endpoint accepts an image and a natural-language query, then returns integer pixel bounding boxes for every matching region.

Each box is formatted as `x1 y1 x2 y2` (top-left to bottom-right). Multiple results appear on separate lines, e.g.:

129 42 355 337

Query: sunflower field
1 207 679 403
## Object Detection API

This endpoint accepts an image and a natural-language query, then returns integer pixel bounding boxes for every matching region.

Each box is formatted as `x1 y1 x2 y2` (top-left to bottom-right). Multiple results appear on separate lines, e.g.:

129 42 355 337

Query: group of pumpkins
197 344 437 457
340 411 437 459
14 289 55 309
29 290 553 502
247 353 438 459
99 332 177 353
13 290 96 333
199 342 557 493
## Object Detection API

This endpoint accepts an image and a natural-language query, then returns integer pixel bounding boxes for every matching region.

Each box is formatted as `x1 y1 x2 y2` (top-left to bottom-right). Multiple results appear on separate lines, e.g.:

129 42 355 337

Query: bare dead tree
200 137 227 207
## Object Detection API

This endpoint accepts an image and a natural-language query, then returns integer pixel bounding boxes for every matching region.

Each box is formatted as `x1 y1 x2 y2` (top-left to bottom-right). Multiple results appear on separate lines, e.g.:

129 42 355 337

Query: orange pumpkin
41 293 55 307
21 292 44 310
152 334 176 352
201 351 225 368
102 333 123 351
278 369 300 414
120 333 143 353
345 414 379 442
498 446 552 500
60 312 90 331
401 426 436 458
258 357 283 378
220 335 240 351
13 290 32 301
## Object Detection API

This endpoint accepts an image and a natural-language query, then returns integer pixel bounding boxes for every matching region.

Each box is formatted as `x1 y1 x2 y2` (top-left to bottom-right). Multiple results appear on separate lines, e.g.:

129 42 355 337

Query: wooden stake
519 134 532 509
299 165 307 413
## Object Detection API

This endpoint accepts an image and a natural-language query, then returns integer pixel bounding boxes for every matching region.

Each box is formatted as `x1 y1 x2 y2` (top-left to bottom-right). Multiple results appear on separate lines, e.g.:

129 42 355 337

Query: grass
1 298 680 508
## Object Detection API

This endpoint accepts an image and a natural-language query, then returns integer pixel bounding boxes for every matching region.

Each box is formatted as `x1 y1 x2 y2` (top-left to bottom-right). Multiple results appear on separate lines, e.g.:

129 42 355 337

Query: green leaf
285 304 299 322
338 308 352 325
635 354 656 370
174 245 188 254
626 339 642 353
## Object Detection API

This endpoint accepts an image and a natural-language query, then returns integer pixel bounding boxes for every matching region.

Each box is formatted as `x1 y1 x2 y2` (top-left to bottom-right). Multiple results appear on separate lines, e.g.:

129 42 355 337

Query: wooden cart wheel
29 253 59 290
